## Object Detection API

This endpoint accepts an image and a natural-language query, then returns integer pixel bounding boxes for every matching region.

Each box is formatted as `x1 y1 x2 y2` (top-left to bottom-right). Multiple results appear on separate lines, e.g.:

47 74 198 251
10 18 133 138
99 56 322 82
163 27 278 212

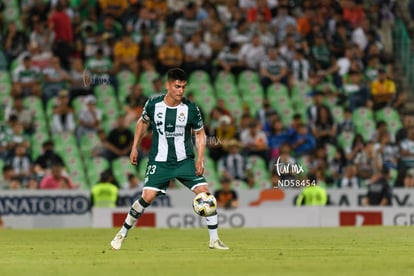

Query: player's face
166 80 187 101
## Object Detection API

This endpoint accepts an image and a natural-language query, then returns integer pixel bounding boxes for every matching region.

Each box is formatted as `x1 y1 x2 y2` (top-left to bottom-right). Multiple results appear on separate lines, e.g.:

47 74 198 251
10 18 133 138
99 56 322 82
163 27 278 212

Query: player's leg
110 188 157 250
176 159 229 250
110 162 170 250
192 185 229 250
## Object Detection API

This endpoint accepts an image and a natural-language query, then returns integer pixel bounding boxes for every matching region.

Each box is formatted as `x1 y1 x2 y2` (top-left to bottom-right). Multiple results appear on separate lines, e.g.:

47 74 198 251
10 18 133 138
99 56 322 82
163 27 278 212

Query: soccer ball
192 192 217 217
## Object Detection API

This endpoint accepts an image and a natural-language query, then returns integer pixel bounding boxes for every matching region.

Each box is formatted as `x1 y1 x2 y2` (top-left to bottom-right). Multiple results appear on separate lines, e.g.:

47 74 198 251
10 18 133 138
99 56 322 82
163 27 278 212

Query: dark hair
293 113 302 120
376 120 387 128
127 173 136 181
167 68 187 82
99 169 113 183
42 140 54 147
2 164 13 173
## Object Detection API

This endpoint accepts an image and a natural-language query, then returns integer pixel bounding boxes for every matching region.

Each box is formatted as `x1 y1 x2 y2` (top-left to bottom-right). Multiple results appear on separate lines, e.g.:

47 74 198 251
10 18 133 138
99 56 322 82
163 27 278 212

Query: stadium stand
0 0 412 193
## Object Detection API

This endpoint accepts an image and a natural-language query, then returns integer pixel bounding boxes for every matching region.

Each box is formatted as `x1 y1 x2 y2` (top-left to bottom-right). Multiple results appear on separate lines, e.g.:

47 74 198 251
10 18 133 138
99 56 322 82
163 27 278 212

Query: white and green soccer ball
192 192 217 217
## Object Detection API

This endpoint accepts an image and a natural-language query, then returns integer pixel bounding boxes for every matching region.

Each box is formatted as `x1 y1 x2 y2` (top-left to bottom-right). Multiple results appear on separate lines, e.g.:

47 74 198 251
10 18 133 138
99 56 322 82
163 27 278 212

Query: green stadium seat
239 82 264 98
0 71 10 83
96 95 119 112
267 83 291 108
24 96 45 119
32 119 49 138
189 81 215 98
331 105 344 124
65 154 88 189
30 130 51 160
3 6 20 22
337 131 355 151
79 132 101 159
222 94 243 120
356 118 376 142
326 143 337 161
94 84 116 100
291 81 311 98
118 83 134 102
117 70 136 86
280 107 294 126
189 70 210 84
248 156 270 189
4 0 18 7
0 82 12 97
193 93 216 120
352 107 374 127
112 157 137 188
215 81 239 97
242 93 264 116
387 119 402 139
85 157 110 186
53 132 80 159
238 70 260 88
139 71 160 96
375 107 400 124
215 71 236 87
72 97 83 114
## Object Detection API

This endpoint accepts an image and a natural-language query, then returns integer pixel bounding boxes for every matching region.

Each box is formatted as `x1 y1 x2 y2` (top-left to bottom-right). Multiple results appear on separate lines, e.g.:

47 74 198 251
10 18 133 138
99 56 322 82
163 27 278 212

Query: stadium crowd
0 0 413 195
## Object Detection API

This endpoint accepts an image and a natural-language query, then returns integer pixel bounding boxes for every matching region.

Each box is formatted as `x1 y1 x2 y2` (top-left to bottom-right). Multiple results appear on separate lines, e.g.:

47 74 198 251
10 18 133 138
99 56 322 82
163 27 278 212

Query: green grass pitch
1 227 413 276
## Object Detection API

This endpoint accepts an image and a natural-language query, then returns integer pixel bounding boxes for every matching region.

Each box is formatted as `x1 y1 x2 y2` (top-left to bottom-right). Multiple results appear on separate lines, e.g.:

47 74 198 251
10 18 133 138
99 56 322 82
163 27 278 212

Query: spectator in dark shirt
214 177 239 209
363 167 392 206
34 140 65 172
104 114 134 162
312 105 336 145
396 114 414 144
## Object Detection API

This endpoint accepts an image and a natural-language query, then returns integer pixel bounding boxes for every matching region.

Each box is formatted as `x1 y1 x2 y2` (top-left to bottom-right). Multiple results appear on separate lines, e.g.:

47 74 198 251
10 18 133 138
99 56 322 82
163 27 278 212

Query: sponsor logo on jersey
165 131 184 138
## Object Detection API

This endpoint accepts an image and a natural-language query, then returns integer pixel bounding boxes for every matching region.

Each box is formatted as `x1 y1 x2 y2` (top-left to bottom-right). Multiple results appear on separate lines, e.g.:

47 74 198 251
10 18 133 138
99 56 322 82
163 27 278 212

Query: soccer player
110 68 229 250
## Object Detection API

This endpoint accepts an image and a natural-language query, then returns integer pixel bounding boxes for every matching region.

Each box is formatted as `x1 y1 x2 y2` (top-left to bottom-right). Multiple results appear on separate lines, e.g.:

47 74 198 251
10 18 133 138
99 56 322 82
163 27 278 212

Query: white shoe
209 239 229 250
110 232 126 250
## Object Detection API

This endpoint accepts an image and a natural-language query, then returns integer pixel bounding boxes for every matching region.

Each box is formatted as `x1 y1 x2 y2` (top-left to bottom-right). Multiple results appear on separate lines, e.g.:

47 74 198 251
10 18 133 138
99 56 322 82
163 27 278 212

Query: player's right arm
130 118 149 165
130 99 151 165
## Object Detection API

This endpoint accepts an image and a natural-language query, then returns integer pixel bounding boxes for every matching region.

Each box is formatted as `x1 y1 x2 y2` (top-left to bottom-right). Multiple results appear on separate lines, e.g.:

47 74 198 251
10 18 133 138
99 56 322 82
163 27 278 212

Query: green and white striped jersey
142 95 204 163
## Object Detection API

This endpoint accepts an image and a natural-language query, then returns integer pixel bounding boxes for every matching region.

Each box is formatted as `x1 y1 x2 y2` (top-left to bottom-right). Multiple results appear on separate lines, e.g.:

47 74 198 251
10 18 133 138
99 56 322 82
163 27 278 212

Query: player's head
166 68 187 103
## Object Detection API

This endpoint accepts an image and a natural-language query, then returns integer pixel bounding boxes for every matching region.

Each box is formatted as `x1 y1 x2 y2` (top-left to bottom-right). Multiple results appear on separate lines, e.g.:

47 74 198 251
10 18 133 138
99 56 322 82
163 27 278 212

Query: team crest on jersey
178 112 185 122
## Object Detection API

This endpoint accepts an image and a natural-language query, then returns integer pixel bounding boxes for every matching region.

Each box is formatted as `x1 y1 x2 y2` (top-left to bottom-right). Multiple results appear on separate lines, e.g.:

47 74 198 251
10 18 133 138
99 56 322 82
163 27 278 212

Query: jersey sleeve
141 99 152 123
189 103 204 131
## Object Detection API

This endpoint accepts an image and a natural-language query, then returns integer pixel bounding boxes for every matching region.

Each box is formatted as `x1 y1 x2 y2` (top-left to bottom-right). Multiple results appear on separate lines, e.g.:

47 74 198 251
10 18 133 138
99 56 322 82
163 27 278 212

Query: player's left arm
191 104 206 176
194 127 206 176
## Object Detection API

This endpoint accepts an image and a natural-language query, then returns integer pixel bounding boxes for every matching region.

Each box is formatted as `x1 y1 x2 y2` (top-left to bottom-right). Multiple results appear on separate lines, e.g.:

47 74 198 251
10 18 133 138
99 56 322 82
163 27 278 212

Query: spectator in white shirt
51 90 76 134
400 127 414 169
183 32 212 74
238 33 266 71
337 165 361 188
290 48 310 83
174 2 201 41
352 18 370 51
270 5 296 44
42 56 70 103
260 47 288 92
76 95 102 142
228 18 253 45
240 120 269 163
216 42 243 76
